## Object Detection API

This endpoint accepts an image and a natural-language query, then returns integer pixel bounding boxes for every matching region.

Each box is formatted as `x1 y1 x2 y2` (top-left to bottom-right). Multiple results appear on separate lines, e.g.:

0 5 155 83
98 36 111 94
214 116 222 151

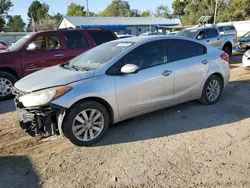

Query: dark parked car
235 31 250 52
0 29 117 100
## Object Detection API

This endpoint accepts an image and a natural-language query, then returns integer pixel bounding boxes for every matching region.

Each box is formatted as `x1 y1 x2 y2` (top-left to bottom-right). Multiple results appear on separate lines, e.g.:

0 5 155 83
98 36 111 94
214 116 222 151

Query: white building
58 16 177 36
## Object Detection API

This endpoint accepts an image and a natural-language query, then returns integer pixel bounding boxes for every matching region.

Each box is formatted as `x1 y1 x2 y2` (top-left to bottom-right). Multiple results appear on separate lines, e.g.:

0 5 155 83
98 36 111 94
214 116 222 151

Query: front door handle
202 60 209 65
207 40 210 42
54 54 64 57
162 70 173 77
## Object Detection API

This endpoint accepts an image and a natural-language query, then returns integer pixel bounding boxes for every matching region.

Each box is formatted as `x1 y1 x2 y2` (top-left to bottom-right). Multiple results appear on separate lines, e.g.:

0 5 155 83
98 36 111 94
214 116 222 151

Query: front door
21 33 65 76
169 39 210 101
113 40 174 118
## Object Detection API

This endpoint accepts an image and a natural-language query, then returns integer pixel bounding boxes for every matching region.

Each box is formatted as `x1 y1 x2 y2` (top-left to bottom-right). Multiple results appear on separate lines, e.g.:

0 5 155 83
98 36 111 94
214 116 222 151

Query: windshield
176 29 198 38
68 41 134 70
7 33 33 51
242 31 250 38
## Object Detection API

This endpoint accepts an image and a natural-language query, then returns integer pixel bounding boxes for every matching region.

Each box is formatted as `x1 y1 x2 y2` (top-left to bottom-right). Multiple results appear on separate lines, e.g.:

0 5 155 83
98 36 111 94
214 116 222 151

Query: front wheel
0 71 17 101
199 75 222 105
63 100 110 146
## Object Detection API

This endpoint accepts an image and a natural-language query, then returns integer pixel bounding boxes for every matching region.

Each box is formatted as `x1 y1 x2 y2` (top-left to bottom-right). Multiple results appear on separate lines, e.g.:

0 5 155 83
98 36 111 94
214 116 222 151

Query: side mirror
120 64 139 74
26 42 38 51
197 35 204 40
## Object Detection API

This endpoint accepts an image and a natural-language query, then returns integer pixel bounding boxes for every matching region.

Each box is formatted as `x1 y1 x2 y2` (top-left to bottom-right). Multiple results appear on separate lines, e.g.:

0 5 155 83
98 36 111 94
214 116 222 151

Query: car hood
15 65 95 92
238 37 250 42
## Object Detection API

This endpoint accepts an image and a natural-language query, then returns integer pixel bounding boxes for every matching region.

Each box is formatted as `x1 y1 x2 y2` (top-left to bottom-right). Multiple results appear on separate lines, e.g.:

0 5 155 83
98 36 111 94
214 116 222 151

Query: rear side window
64 31 89 49
88 31 116 45
170 39 206 61
206 29 218 38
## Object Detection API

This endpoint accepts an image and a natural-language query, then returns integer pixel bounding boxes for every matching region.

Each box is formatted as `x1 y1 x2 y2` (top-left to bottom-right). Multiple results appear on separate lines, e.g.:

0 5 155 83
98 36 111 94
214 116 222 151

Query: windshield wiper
72 65 88 71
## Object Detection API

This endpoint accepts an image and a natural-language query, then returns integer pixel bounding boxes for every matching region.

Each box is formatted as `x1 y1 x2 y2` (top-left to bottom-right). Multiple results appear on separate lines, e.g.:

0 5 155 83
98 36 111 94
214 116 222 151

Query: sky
10 0 174 23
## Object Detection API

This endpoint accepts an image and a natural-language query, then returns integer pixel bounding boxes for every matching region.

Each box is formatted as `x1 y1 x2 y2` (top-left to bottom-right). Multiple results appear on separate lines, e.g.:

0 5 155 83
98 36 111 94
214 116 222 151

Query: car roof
116 35 202 44
35 28 112 35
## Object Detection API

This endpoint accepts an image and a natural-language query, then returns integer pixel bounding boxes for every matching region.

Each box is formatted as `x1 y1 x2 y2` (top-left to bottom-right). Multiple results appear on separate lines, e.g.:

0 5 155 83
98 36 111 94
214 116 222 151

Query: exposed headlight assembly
19 86 72 107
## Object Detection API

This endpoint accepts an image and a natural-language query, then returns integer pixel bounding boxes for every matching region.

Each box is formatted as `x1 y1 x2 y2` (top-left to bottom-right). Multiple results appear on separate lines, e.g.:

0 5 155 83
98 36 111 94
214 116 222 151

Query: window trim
168 39 207 62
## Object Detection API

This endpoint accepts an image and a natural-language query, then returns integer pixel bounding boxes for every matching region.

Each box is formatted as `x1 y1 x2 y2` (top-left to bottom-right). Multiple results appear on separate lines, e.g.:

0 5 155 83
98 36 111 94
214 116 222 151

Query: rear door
205 28 222 49
169 39 209 101
21 32 66 75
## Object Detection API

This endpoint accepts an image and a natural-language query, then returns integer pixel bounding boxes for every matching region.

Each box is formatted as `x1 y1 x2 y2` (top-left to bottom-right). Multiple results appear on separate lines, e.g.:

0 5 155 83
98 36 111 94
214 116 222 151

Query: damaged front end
13 87 66 138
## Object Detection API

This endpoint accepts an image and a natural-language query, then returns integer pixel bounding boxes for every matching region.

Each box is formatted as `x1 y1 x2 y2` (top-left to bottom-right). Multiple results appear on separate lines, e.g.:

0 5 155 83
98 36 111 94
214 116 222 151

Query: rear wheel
223 45 232 56
0 71 17 101
199 75 222 105
63 100 110 146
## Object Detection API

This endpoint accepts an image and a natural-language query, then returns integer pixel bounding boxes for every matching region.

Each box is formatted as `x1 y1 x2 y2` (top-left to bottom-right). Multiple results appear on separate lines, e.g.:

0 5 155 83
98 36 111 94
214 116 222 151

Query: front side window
206 29 218 38
64 31 89 49
108 40 167 74
170 39 206 61
29 35 60 51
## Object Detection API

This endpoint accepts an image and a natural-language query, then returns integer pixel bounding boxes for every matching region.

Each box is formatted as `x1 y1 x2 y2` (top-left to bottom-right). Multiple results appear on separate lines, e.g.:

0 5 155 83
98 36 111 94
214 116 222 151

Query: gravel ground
0 55 250 188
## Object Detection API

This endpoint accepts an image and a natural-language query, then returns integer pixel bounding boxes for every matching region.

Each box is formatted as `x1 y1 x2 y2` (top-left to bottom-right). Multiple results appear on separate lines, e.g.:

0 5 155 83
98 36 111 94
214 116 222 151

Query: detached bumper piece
14 97 65 138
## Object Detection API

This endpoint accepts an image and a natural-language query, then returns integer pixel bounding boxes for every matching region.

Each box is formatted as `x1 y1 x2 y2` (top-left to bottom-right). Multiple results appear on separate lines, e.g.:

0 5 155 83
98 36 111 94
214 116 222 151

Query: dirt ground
0 55 250 188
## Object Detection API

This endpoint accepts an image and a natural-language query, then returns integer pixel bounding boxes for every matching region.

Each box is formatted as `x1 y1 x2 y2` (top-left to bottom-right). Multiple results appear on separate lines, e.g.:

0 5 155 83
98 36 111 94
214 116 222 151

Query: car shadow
95 79 250 147
0 99 16 114
0 156 41 188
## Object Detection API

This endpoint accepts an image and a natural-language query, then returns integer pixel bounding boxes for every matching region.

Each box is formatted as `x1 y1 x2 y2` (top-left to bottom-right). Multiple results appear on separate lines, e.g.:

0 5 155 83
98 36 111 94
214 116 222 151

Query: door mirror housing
197 34 205 40
120 64 139 74
26 42 38 51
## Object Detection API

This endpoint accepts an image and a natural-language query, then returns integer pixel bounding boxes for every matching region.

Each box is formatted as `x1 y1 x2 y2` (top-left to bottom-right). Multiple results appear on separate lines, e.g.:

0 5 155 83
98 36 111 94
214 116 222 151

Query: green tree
141 10 151 17
50 13 62 25
130 9 140 17
28 0 49 22
6 15 25 31
66 3 86 16
172 0 188 24
225 0 250 21
99 0 131 17
181 0 227 25
154 5 172 19
0 0 13 31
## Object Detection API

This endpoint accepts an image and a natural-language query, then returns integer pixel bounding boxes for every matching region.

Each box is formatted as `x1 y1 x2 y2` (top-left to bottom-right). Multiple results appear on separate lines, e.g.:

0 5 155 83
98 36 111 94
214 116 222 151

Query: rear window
64 31 89 49
88 31 116 45
206 29 218 38
170 39 206 61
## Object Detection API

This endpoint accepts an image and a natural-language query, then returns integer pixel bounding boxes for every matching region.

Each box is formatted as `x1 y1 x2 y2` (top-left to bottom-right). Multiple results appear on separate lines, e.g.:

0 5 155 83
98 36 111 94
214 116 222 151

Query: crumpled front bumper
13 88 66 137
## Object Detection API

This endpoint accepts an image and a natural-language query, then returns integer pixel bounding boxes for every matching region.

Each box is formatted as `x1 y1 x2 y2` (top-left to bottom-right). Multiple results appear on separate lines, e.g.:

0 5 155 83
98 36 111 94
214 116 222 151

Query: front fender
51 75 121 123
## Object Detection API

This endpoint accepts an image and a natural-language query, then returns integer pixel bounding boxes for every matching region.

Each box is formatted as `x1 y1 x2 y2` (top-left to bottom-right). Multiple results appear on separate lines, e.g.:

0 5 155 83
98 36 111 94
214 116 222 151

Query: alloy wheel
72 109 105 141
0 78 13 97
206 80 221 102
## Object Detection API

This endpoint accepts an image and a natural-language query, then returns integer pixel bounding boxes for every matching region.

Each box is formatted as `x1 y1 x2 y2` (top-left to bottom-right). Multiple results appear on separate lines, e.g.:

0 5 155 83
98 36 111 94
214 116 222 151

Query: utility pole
86 0 89 16
214 0 218 24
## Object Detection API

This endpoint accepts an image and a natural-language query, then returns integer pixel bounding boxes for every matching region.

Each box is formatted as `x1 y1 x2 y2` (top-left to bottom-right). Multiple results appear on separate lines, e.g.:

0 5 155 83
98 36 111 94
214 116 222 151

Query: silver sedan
14 36 230 146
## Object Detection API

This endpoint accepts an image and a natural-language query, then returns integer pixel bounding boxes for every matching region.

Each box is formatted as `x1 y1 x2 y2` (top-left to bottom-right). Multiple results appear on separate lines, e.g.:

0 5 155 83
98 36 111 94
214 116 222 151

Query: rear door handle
162 70 173 77
207 40 210 42
202 60 209 65
54 54 64 57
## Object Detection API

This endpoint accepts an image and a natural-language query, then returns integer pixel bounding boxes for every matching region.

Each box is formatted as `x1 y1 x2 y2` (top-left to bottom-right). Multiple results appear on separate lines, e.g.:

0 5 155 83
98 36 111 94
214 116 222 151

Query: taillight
221 53 229 63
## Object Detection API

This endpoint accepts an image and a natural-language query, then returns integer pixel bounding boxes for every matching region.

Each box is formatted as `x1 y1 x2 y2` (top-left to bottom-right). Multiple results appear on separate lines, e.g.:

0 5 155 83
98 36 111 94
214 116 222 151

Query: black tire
63 100 110 146
0 71 17 101
222 45 232 56
199 75 223 105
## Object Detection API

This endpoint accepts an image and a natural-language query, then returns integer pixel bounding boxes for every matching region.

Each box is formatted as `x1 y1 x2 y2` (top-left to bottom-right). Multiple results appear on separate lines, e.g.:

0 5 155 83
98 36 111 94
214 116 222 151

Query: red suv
0 29 117 100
